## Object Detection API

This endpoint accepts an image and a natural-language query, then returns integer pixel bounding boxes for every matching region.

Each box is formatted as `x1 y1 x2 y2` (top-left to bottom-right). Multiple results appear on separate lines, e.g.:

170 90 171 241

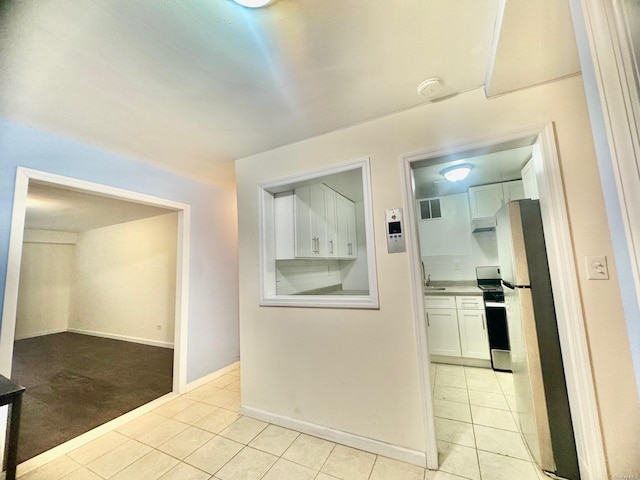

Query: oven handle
485 301 505 308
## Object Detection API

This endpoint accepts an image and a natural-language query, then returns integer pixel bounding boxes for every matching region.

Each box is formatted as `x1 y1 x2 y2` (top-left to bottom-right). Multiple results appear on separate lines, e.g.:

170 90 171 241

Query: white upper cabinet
275 183 357 260
468 180 524 220
336 194 357 258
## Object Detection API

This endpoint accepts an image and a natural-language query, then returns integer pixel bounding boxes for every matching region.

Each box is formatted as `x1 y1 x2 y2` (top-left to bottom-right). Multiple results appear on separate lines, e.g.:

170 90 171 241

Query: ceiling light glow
441 164 473 182
233 0 276 7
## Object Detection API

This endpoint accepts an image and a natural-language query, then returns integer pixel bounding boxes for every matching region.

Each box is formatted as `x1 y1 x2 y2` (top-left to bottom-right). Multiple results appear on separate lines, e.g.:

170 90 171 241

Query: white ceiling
25 182 174 233
1 0 580 188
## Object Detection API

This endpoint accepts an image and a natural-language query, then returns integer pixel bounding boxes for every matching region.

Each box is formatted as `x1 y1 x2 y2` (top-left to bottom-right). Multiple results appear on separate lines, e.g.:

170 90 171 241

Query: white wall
69 213 178 347
235 77 640 473
419 193 499 281
16 232 76 339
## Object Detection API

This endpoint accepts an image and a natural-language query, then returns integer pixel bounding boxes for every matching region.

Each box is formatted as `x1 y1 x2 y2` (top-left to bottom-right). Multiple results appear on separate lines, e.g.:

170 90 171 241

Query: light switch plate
585 255 609 280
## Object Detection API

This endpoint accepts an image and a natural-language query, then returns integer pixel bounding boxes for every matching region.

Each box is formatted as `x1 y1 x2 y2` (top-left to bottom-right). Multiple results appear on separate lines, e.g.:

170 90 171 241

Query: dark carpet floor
11 332 173 463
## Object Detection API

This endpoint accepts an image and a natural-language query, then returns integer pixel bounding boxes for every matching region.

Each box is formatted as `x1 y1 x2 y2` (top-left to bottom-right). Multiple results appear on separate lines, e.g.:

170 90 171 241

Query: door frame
401 123 607 478
0 167 191 394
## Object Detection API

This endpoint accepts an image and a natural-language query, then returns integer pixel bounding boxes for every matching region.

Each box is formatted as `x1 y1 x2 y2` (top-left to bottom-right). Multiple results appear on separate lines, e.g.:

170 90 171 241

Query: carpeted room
10 190 180 462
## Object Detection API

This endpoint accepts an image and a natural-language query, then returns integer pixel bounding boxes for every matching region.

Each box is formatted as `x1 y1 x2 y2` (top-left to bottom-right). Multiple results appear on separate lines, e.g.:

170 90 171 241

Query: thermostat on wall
385 208 406 254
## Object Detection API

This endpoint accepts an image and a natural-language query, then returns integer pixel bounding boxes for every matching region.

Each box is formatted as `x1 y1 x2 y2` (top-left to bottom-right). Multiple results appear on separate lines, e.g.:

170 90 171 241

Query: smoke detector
417 78 443 97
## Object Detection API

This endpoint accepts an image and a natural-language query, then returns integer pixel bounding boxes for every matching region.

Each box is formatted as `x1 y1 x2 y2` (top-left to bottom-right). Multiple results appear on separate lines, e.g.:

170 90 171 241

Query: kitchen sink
424 286 446 291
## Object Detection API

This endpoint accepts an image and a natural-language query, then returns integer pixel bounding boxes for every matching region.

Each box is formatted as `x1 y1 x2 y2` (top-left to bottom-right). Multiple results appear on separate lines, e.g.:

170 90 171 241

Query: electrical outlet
585 255 609 280
453 259 460 270
156 324 162 331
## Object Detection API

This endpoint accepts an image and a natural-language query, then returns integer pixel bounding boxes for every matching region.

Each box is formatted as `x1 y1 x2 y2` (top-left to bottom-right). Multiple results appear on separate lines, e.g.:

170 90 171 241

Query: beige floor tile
470 405 518 432
221 397 241 412
437 441 480 480
433 399 472 423
86 439 152 478
184 385 220 402
282 433 335 470
110 450 179 480
505 395 518 412
116 412 167 438
495 373 516 396
224 378 241 392
219 416 268 444
59 467 103 480
369 455 425 480
158 462 212 480
261 458 316 480
173 402 218 425
158 426 215 459
248 424 300 456
433 385 469 404
464 366 496 380
434 374 467 389
131 416 190 447
321 445 376 480
467 389 509 410
474 425 530 460
465 376 503 393
199 408 240 433
209 374 238 388
67 431 129 465
215 447 277 480
154 397 197 418
424 469 471 479
199 387 240 408
21 456 82 480
477 450 540 480
228 367 241 377
184 436 244 475
437 364 466 377
434 417 476 448
315 474 341 480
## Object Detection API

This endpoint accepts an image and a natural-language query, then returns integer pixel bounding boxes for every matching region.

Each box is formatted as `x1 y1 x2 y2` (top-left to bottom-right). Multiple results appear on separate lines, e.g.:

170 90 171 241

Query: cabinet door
468 184 504 219
426 308 462 357
336 194 357 258
458 309 490 359
502 180 525 203
520 159 539 199
324 187 337 257
294 185 326 257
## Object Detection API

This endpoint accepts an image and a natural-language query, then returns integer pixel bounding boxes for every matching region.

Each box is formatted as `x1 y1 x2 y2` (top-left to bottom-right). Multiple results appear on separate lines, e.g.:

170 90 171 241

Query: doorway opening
401 124 604 477
0 168 191 464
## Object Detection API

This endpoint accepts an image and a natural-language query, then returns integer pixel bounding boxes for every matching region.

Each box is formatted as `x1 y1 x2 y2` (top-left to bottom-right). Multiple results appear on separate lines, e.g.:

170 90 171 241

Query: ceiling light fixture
441 164 473 182
232 0 276 7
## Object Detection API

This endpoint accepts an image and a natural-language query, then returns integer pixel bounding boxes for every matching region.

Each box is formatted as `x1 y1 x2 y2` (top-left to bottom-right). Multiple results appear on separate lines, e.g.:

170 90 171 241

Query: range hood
471 217 497 232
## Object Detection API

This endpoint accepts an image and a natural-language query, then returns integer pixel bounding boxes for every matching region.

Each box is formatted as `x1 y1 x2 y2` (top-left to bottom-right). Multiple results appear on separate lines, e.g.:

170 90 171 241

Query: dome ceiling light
441 164 473 182
417 77 442 98
232 0 277 7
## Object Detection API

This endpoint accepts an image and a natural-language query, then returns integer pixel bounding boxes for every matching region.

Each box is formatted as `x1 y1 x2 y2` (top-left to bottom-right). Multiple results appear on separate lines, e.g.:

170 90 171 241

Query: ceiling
25 182 175 233
0 0 580 189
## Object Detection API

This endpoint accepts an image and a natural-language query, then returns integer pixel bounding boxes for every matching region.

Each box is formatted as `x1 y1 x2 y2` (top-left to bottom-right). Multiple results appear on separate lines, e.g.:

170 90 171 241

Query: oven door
484 300 511 371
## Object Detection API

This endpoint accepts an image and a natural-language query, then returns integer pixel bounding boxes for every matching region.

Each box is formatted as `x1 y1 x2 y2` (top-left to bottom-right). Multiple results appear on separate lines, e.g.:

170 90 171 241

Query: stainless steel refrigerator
496 199 580 480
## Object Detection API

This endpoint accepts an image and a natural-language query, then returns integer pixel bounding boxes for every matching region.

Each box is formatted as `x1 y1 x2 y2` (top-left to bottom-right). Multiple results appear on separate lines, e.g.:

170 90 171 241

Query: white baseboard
14 328 67 341
67 328 174 349
185 360 240 392
239 405 426 468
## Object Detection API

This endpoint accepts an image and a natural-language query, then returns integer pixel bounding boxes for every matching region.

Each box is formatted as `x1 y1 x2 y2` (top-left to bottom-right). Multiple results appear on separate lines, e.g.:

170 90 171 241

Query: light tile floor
16 363 550 480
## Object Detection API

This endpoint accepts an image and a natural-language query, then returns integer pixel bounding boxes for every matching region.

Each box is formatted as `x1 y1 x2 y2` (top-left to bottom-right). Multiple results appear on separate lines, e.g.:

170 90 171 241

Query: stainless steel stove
476 266 511 371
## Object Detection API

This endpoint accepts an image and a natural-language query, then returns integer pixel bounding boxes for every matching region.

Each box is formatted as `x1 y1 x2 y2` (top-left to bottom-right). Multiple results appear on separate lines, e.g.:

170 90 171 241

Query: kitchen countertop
424 281 482 296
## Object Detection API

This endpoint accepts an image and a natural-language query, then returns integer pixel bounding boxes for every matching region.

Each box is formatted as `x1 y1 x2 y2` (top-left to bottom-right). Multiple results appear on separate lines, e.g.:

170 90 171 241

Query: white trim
66 328 174 349
401 124 606 478
14 328 67 341
257 158 380 309
0 167 191 394
240 405 426 468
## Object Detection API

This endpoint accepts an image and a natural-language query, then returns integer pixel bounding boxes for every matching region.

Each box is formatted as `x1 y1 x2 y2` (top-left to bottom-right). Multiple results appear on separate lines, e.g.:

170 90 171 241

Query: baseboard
67 328 174 349
14 328 67 341
239 405 426 468
431 355 492 368
185 360 240 392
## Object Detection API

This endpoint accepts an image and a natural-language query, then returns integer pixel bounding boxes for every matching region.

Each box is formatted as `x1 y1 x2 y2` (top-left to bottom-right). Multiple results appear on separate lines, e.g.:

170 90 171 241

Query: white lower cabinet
425 294 489 361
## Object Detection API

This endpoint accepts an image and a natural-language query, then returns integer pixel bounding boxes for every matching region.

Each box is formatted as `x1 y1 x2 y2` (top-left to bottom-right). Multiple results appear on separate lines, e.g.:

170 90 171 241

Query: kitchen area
414 143 580 479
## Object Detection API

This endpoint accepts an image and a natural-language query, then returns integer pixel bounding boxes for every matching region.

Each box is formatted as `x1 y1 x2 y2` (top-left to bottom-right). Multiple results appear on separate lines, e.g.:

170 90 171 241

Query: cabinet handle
348 242 352 255
426 312 430 327
482 315 486 330
329 240 334 254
